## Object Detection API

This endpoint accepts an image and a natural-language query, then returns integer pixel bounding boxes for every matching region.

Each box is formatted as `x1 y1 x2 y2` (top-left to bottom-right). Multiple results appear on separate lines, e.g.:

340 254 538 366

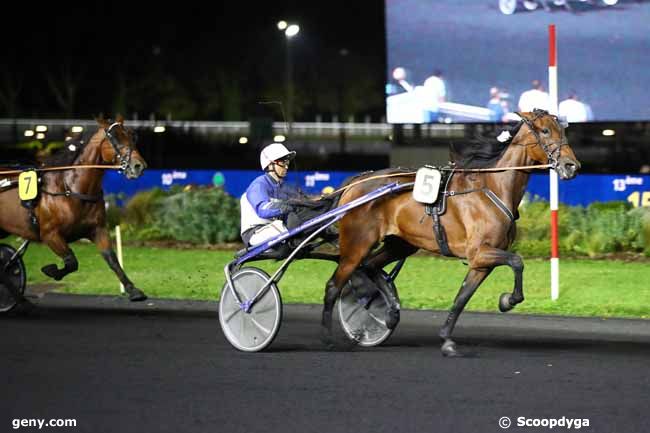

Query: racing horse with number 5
321 109 581 357
0 115 148 308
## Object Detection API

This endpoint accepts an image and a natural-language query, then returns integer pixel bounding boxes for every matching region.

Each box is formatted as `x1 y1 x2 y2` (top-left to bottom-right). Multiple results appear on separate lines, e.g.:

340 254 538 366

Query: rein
1 122 134 177
0 164 122 176
325 163 553 197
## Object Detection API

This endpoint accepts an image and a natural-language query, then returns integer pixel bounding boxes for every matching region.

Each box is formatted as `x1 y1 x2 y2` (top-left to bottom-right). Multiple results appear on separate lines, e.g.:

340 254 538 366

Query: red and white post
548 24 560 300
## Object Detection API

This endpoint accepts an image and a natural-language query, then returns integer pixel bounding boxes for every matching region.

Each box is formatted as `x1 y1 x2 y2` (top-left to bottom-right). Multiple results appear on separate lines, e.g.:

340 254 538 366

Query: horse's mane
40 134 88 167
450 122 523 169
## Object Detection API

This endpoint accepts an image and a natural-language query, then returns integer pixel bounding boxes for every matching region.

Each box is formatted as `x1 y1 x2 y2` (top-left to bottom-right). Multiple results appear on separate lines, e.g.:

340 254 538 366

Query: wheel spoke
367 311 387 327
343 302 364 322
222 306 242 323
250 317 271 335
240 312 247 337
253 304 277 315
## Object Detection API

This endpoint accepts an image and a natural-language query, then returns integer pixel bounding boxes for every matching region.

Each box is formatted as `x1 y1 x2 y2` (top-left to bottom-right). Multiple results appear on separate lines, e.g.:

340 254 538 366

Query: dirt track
2 293 649 433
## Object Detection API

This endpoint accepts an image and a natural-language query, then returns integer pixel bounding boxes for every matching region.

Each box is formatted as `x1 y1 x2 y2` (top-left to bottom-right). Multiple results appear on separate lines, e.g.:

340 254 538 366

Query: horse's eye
541 128 550 135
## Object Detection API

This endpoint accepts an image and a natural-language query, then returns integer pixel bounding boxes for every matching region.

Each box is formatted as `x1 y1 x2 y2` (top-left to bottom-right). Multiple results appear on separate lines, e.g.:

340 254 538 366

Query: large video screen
385 0 650 124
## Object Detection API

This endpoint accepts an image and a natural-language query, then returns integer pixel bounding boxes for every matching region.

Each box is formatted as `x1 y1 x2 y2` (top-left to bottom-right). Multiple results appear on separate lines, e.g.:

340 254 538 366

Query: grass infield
10 238 650 319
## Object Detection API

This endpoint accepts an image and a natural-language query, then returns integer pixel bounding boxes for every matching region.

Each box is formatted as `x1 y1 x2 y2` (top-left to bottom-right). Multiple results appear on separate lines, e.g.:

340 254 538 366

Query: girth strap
432 211 454 257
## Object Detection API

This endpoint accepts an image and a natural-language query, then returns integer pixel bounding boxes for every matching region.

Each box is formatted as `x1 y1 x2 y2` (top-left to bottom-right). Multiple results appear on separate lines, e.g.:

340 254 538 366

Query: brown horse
322 110 581 357
0 115 148 303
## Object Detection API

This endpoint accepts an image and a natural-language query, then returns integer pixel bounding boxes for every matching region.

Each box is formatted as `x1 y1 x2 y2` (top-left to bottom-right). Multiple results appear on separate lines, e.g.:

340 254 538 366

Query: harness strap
20 200 41 239
481 189 515 223
432 211 453 257
425 170 455 257
426 173 514 257
41 188 103 202
444 187 515 223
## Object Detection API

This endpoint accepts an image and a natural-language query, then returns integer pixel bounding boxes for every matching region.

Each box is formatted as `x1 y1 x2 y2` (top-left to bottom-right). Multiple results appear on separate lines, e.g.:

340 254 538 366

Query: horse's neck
487 143 532 211
64 131 106 195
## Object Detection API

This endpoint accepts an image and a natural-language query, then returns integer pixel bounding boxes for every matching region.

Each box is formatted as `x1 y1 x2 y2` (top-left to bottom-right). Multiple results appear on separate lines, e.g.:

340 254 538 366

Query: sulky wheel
337 269 397 347
219 267 282 352
0 244 27 313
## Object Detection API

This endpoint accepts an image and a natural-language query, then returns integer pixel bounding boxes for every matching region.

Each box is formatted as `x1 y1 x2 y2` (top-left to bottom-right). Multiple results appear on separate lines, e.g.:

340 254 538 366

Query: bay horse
322 110 581 357
0 115 148 303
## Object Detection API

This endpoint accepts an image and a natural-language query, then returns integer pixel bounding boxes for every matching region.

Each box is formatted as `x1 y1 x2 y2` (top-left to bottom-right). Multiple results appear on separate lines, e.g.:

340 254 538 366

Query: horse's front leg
40 232 78 281
439 268 491 357
496 251 525 313
93 227 147 302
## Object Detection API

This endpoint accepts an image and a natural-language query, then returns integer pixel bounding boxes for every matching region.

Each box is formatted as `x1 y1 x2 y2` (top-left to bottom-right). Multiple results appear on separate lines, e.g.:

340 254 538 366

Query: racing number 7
18 170 38 201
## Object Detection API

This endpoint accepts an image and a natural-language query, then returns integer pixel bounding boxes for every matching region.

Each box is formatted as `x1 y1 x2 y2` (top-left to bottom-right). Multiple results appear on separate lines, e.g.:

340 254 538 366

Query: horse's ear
95 114 109 128
115 113 125 124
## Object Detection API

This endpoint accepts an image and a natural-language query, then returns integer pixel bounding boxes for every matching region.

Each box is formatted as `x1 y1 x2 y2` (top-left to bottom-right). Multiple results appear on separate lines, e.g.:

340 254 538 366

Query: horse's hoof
41 264 61 280
319 328 336 350
127 289 147 302
441 340 477 358
385 307 400 330
498 293 514 313
13 298 36 315
441 340 461 357
348 329 364 345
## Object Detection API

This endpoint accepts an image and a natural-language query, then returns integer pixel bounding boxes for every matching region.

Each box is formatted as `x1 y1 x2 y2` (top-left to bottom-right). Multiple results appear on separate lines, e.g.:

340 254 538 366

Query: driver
240 142 303 246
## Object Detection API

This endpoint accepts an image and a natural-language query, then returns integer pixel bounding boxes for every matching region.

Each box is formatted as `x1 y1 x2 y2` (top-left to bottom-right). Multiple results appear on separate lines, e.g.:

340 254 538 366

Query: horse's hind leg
321 233 377 348
40 232 78 281
364 237 418 329
93 227 147 302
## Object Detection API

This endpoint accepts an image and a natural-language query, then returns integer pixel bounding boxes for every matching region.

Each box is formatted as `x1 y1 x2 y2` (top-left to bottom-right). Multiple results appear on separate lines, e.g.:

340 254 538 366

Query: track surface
2 293 649 433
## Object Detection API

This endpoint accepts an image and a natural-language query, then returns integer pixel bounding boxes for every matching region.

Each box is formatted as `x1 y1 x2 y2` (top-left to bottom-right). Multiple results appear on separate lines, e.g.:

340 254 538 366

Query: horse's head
96 114 147 179
517 109 581 180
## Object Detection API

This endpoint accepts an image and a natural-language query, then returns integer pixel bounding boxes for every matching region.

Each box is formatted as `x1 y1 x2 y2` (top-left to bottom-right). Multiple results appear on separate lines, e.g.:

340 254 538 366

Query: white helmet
260 142 296 170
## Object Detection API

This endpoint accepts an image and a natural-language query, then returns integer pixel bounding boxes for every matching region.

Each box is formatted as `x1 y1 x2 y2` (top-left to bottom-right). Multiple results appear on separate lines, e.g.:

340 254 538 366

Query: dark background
0 2 386 122
1 1 649 173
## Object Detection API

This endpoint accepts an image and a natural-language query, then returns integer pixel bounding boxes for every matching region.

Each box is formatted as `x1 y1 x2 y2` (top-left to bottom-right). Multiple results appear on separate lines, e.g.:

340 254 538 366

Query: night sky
0 2 386 120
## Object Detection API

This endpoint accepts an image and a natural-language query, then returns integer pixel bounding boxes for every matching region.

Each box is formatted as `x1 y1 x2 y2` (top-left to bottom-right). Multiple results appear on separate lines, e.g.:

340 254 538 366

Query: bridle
104 122 134 173
516 109 569 169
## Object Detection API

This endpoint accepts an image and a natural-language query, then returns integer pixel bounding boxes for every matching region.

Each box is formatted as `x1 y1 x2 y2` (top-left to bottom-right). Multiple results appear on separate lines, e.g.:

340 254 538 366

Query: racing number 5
421 174 436 195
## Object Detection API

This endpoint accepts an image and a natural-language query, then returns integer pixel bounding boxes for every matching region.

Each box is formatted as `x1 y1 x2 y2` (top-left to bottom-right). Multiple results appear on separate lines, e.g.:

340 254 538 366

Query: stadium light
24 130 34 137
285 24 300 38
602 129 615 136
153 126 166 133
278 21 300 129
35 125 48 132
239 136 249 144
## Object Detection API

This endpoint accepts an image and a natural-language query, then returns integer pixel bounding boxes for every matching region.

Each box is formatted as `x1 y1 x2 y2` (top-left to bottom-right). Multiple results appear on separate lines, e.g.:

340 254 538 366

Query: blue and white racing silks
240 174 301 236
